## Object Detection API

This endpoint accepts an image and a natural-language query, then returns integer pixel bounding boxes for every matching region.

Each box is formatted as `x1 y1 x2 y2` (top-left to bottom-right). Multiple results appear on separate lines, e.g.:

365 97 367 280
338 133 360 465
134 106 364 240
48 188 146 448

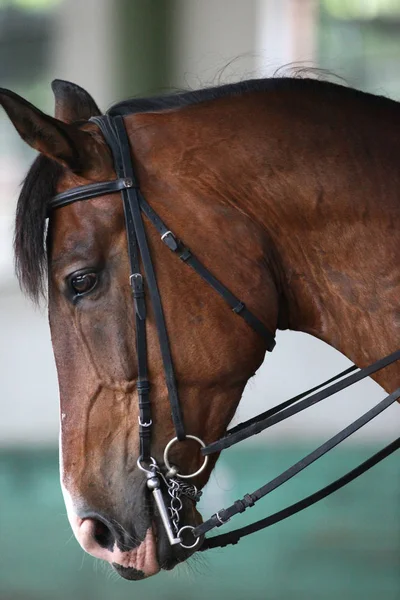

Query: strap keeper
130 274 146 319
179 247 192 262
234 500 246 514
161 230 179 252
139 402 151 414
243 493 255 508
137 379 150 394
232 301 245 314
130 273 144 297
139 427 152 436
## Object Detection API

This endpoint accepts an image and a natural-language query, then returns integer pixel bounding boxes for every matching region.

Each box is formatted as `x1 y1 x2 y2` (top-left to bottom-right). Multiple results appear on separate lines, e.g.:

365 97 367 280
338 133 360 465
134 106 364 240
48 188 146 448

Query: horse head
1 81 278 579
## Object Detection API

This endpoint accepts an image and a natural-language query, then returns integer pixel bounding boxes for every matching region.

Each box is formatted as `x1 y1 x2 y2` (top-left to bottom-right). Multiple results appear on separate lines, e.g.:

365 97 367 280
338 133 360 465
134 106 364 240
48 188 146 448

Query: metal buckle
160 230 179 251
160 230 173 242
130 273 143 289
163 435 209 479
232 301 245 314
216 511 230 525
138 416 152 427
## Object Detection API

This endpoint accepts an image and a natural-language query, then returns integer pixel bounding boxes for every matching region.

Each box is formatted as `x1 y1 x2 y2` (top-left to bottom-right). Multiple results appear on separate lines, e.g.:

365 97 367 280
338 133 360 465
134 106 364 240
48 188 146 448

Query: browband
47 177 134 216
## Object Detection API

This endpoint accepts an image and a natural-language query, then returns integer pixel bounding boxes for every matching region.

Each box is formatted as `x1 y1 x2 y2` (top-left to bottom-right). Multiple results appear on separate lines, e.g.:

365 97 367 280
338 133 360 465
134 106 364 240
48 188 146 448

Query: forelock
14 154 63 302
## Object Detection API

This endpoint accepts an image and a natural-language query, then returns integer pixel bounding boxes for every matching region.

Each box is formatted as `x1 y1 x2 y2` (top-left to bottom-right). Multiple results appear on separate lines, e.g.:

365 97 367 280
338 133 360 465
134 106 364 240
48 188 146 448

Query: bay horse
1 77 399 581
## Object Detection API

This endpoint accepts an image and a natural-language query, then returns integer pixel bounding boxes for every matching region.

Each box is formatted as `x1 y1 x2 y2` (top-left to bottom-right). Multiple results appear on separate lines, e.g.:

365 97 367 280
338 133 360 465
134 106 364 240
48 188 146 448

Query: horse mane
14 154 63 301
109 75 341 115
14 75 399 302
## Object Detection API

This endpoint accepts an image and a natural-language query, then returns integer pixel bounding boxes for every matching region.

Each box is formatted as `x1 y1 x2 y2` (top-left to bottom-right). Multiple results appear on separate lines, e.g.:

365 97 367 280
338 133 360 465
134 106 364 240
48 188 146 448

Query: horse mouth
110 536 202 581
110 507 204 580
68 477 204 581
112 564 147 580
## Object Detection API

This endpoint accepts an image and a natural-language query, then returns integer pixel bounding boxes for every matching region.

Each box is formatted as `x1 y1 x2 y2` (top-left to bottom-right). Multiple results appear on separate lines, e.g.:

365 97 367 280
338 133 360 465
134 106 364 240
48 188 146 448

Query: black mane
109 78 286 115
13 75 395 301
14 154 63 301
109 76 342 115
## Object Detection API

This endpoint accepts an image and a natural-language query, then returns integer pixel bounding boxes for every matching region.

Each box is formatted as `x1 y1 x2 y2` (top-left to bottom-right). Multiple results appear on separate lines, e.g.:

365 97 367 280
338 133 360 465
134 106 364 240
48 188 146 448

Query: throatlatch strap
195 386 400 541
139 196 276 351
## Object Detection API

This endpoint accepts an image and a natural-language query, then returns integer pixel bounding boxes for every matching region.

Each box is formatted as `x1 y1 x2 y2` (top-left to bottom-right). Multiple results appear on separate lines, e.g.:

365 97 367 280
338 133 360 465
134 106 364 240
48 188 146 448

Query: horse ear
52 79 102 123
0 87 107 175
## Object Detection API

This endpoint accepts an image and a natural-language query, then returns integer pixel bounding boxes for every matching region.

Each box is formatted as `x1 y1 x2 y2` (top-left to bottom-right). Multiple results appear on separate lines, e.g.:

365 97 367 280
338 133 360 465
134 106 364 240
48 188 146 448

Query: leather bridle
48 113 400 552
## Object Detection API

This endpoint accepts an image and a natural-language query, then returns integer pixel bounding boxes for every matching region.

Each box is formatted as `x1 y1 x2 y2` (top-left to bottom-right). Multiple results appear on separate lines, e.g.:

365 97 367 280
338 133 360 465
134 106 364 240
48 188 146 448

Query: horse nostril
78 511 144 555
92 518 115 550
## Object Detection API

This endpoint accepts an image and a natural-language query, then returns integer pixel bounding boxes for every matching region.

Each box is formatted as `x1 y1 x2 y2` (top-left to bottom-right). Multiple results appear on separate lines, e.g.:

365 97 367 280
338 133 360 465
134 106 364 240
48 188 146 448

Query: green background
1 444 398 600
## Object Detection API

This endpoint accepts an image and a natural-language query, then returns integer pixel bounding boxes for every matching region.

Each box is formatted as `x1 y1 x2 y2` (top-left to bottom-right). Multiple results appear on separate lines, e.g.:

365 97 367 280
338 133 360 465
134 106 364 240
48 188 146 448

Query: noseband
48 113 400 552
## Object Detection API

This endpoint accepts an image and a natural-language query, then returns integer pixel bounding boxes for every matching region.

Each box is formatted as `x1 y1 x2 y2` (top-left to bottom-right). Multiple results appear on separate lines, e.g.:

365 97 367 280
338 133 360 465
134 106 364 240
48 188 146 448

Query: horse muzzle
62 462 203 580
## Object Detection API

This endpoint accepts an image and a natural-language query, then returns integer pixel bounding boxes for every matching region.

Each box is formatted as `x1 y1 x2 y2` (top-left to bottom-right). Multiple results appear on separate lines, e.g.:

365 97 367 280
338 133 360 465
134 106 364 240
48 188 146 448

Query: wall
0 0 397 447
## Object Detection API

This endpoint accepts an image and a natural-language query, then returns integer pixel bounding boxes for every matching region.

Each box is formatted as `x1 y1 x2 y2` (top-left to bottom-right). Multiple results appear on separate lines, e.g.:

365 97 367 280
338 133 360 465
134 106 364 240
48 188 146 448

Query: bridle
49 113 275 548
48 113 400 552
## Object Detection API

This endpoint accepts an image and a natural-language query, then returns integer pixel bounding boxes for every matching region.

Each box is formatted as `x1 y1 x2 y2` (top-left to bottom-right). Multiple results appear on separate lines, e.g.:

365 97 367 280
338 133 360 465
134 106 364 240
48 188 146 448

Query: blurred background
0 0 399 598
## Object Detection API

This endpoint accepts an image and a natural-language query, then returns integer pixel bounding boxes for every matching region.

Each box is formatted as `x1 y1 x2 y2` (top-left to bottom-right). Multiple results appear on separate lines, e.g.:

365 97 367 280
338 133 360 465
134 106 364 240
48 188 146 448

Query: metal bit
146 472 181 545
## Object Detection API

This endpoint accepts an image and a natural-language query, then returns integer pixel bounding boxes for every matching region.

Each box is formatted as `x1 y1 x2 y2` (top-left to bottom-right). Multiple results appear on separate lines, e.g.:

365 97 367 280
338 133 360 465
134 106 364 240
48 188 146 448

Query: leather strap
200 435 400 550
195 385 400 540
224 365 357 436
123 185 151 460
203 348 400 455
88 115 185 442
89 116 153 459
112 115 186 441
48 178 132 215
140 197 276 351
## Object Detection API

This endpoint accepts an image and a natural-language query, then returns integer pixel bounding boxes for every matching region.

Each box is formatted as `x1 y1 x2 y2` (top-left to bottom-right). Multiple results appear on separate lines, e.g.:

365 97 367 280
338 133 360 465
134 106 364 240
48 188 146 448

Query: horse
1 76 399 581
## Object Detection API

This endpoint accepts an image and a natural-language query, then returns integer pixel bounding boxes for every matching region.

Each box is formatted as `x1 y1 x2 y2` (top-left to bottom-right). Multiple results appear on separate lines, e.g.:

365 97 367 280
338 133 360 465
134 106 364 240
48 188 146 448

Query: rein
48 113 400 552
196 352 400 548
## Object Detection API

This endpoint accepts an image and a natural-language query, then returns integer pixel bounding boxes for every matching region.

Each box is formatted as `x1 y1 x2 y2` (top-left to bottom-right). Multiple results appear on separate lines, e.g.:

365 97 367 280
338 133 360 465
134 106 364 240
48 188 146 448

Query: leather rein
48 113 400 552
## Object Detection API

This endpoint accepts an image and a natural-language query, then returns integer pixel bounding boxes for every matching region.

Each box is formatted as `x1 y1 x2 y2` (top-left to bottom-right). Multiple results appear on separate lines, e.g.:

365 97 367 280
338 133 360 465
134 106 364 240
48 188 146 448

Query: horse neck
233 96 400 390
126 88 400 390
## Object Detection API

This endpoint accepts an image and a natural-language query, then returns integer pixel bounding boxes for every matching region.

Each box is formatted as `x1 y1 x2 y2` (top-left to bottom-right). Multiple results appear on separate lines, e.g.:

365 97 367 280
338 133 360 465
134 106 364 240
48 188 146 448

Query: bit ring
163 435 208 479
178 525 201 549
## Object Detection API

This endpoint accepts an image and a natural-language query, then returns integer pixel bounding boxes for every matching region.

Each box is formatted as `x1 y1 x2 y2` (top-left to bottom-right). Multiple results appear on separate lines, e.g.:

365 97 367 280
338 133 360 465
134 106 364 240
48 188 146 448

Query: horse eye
69 272 98 296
